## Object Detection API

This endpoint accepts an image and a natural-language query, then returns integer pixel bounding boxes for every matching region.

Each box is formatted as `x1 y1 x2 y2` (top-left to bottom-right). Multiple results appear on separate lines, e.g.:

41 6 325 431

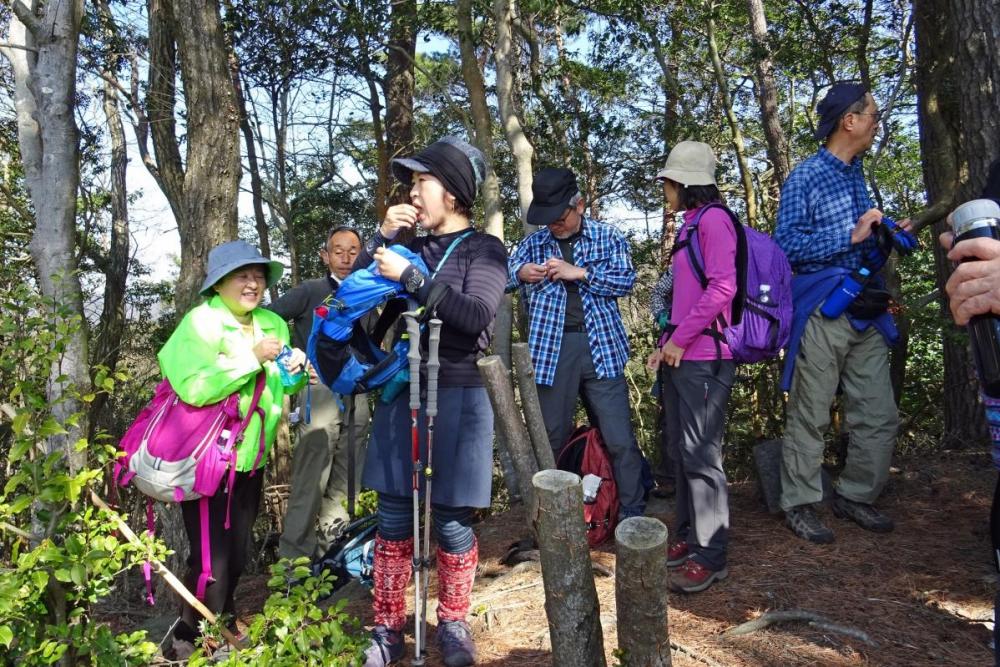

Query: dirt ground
125 449 998 665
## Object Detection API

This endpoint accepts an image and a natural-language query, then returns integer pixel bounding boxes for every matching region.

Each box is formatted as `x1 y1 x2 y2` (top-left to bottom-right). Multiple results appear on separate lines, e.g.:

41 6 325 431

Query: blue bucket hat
199 240 284 296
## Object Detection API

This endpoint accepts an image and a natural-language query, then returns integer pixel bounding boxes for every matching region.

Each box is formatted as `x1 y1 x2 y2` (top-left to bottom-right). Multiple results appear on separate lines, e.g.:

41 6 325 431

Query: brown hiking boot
784 504 835 544
832 495 894 533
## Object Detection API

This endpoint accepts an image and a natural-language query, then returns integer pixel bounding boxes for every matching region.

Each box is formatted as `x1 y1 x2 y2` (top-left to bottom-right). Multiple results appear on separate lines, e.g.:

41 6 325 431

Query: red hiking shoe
669 559 728 593
666 540 690 567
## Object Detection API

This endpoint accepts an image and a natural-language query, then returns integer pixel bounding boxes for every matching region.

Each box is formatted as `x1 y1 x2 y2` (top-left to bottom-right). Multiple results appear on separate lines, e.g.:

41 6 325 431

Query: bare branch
0 41 38 53
10 0 43 37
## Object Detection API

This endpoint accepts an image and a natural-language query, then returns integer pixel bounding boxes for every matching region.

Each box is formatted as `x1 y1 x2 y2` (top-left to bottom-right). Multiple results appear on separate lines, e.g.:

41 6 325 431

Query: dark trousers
992 474 1000 666
536 332 646 511
176 470 264 640
655 367 677 486
664 360 734 570
375 493 474 554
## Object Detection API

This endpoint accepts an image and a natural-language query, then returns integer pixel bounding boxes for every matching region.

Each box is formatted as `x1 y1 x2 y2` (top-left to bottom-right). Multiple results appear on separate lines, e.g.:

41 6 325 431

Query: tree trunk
3 0 89 473
491 294 522 502
512 343 557 471
914 0 1000 446
615 517 671 667
90 13 132 430
457 0 503 237
745 0 790 191
494 0 535 233
146 0 241 313
385 0 417 208
478 355 538 507
706 10 759 228
531 470 606 667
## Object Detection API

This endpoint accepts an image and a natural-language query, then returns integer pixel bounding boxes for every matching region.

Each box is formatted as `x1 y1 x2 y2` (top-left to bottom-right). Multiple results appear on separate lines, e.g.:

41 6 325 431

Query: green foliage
193 558 366 666
0 285 161 665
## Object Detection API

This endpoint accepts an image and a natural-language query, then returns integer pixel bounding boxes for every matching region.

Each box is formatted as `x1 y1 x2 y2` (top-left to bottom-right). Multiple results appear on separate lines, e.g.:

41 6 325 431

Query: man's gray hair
568 192 583 207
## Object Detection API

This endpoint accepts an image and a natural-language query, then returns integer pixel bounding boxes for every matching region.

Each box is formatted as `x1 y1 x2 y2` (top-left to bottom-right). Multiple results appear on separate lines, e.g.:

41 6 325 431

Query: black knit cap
391 137 486 210
814 82 869 141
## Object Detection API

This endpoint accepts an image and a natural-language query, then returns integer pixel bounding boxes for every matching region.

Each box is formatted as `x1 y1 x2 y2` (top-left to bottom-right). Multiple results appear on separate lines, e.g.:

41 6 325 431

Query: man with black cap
508 167 647 520
774 82 911 544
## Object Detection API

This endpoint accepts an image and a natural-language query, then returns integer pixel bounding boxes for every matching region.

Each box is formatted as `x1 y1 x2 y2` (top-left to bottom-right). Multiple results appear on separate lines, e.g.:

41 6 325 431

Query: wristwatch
404 269 426 294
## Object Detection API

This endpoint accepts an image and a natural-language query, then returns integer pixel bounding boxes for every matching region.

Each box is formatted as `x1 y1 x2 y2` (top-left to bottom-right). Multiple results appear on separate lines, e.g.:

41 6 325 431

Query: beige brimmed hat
655 141 717 186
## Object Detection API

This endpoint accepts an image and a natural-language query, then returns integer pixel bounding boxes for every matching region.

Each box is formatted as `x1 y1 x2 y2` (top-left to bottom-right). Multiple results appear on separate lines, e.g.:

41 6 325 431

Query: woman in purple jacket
647 141 737 594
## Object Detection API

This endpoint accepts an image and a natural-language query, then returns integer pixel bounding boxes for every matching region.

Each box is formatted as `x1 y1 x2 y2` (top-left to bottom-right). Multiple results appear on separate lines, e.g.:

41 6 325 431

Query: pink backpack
113 373 266 602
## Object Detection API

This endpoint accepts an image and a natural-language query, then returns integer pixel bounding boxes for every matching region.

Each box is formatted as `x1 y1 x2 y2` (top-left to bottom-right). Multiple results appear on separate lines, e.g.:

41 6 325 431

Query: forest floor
120 448 997 666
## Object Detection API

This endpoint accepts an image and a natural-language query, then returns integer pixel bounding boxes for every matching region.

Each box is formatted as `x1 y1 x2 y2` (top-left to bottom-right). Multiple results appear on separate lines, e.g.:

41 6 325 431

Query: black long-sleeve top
358 227 509 387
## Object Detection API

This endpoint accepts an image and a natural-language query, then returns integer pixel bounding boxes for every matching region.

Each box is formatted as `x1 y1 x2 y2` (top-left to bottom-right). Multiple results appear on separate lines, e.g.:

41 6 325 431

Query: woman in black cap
356 137 508 667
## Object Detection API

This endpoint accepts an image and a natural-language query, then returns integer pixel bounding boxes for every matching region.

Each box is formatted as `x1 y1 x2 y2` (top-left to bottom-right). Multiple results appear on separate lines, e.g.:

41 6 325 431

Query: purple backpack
681 203 792 363
113 373 266 602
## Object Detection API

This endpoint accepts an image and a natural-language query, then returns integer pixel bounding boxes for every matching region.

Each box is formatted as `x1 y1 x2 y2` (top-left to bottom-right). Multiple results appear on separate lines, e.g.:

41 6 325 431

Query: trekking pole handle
426 318 442 419
403 307 422 411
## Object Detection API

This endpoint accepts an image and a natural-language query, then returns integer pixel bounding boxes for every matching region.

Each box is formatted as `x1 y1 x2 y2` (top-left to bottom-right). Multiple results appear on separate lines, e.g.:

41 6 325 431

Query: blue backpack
308 233 471 400
676 203 792 363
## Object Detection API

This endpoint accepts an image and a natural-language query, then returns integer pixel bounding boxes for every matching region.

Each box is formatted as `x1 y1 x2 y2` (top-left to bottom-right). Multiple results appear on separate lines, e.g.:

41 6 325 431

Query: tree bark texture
914 0 1000 445
615 517 671 667
457 0 503 238
146 0 241 313
4 0 89 473
531 469 606 667
745 0 790 191
477 355 538 507
384 0 417 208
512 343 556 471
491 295 522 502
493 0 535 233
706 11 759 228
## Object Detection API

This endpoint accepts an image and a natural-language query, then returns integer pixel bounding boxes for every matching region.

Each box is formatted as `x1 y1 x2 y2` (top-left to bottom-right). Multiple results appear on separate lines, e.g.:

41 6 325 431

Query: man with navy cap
508 167 647 520
775 83 912 543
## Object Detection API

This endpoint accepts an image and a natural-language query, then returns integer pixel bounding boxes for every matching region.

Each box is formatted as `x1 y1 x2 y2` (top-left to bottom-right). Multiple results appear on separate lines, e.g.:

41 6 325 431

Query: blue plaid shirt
508 218 635 386
774 147 878 273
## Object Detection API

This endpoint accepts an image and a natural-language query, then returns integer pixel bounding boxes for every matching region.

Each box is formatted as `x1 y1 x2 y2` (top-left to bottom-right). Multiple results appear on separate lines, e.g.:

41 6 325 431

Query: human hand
285 347 307 374
896 217 913 232
660 340 685 368
253 336 283 364
380 204 418 240
517 262 548 284
646 349 662 371
373 246 412 282
308 363 319 385
851 208 884 244
944 237 1000 325
544 257 586 282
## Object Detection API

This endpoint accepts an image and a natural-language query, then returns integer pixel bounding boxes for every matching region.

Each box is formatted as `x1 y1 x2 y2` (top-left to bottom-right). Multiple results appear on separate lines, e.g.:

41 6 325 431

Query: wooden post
615 517 671 666
532 470 606 667
478 355 538 506
512 342 557 470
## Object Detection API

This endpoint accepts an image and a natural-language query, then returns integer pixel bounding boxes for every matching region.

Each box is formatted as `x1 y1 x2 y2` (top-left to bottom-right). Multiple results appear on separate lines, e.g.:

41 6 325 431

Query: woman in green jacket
161 240 307 658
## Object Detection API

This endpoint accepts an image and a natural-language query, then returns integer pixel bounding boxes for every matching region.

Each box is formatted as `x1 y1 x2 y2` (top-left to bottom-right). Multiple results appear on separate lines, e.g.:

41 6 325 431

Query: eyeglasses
854 109 884 122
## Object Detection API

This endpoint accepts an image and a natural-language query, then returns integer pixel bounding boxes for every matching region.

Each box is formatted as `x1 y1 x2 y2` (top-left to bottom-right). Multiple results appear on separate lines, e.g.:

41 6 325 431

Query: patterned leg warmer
436 537 478 622
372 535 413 632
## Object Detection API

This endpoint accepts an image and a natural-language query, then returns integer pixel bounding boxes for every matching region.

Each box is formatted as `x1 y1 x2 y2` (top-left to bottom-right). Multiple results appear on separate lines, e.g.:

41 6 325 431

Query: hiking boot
435 620 476 667
363 625 404 667
670 559 728 594
667 539 690 567
832 495 894 533
785 504 834 544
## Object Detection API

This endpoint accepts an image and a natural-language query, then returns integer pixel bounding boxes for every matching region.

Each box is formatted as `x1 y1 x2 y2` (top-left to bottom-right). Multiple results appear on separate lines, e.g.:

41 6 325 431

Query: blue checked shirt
507 218 636 386
774 147 878 273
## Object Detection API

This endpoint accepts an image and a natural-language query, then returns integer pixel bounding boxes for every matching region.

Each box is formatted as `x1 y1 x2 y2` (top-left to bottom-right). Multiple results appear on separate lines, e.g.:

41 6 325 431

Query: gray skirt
362 386 494 508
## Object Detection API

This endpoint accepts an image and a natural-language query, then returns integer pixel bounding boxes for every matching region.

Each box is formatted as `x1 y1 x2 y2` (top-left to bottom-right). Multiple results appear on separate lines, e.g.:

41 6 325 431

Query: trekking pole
402 306 426 666
418 318 441 655
346 396 357 521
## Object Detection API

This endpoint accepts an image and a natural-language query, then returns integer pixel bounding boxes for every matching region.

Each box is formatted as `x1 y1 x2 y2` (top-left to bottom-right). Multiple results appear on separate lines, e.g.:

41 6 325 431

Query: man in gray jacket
272 226 370 561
